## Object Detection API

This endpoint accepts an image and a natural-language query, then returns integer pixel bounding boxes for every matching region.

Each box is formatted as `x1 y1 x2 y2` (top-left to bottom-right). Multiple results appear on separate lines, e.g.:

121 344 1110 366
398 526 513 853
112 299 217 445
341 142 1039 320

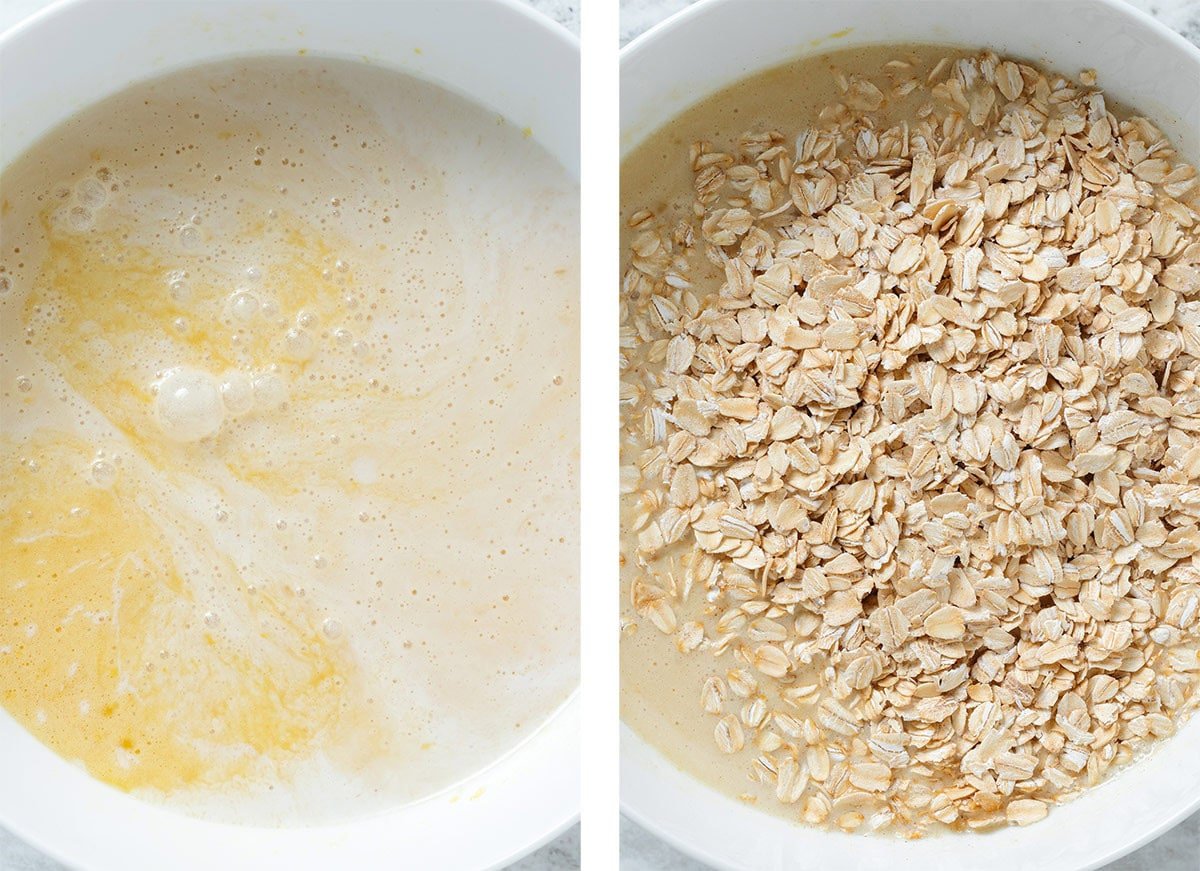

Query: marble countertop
0 4 578 869
619 0 1200 868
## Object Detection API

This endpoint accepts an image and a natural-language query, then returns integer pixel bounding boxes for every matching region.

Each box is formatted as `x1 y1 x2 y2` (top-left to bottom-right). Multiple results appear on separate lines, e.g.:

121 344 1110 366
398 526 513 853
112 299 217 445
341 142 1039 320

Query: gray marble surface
0 3 578 869
529 0 580 35
619 0 1200 868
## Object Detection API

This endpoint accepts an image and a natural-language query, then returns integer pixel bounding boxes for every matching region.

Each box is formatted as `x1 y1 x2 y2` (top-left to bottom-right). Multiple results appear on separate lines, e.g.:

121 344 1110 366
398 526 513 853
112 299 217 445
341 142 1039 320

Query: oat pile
620 51 1200 834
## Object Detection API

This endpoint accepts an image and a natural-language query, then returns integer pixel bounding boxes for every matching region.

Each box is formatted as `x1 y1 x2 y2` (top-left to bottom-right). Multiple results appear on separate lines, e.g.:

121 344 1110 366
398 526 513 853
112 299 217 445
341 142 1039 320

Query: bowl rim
621 724 1200 871
622 0 1199 62
0 0 581 50
619 0 1200 867
0 0 581 175
0 1 580 869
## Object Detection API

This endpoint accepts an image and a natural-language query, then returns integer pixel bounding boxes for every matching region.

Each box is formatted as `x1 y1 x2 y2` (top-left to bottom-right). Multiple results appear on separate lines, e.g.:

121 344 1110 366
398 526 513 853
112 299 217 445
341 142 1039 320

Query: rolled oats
621 48 1200 836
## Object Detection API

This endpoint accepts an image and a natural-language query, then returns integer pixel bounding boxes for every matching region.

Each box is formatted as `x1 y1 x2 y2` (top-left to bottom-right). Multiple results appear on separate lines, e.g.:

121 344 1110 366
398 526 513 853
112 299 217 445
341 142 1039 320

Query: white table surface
619 0 1200 869
0 4 579 870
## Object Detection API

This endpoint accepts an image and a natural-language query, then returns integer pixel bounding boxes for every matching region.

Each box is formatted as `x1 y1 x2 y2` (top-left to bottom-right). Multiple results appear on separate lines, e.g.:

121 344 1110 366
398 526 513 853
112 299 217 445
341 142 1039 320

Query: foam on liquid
0 57 579 825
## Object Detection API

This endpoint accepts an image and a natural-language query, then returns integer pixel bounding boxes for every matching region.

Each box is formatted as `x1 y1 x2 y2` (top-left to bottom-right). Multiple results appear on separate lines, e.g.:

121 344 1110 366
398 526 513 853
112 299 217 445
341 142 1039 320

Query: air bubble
342 293 358 309
245 266 262 282
16 375 32 393
335 259 349 273
172 317 189 333
312 554 327 569
284 327 316 362
333 328 352 346
252 368 288 410
155 367 225 442
228 289 260 322
76 178 107 208
90 458 117 488
67 206 94 232
203 611 219 627
351 340 368 357
321 618 343 639
178 223 201 249
260 298 281 320
166 270 190 302
219 370 254 416
296 310 316 329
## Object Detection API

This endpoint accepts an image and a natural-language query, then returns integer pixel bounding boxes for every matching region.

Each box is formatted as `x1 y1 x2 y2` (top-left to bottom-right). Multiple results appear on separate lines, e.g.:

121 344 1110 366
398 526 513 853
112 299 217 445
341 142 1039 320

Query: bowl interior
0 2 579 870
620 1 1200 868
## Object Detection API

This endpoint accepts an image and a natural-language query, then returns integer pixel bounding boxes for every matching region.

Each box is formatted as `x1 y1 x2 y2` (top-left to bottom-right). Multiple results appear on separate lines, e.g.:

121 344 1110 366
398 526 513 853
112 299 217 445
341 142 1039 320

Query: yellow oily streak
2 207 397 795
0 433 387 796
23 205 381 500
26 210 344 454
43 201 426 507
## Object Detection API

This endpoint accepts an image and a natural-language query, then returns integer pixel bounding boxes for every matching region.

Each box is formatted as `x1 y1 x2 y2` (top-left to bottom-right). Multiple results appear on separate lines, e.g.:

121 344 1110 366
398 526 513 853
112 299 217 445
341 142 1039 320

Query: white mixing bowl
620 1 1200 869
0 2 578 869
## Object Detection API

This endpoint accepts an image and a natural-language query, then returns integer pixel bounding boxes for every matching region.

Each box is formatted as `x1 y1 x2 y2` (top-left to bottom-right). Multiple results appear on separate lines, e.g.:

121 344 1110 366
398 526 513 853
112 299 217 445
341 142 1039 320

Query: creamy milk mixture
0 57 578 824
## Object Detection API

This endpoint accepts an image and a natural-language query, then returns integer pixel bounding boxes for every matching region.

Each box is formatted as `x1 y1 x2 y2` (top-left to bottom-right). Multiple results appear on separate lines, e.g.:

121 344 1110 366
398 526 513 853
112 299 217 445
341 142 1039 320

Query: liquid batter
1 57 579 825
